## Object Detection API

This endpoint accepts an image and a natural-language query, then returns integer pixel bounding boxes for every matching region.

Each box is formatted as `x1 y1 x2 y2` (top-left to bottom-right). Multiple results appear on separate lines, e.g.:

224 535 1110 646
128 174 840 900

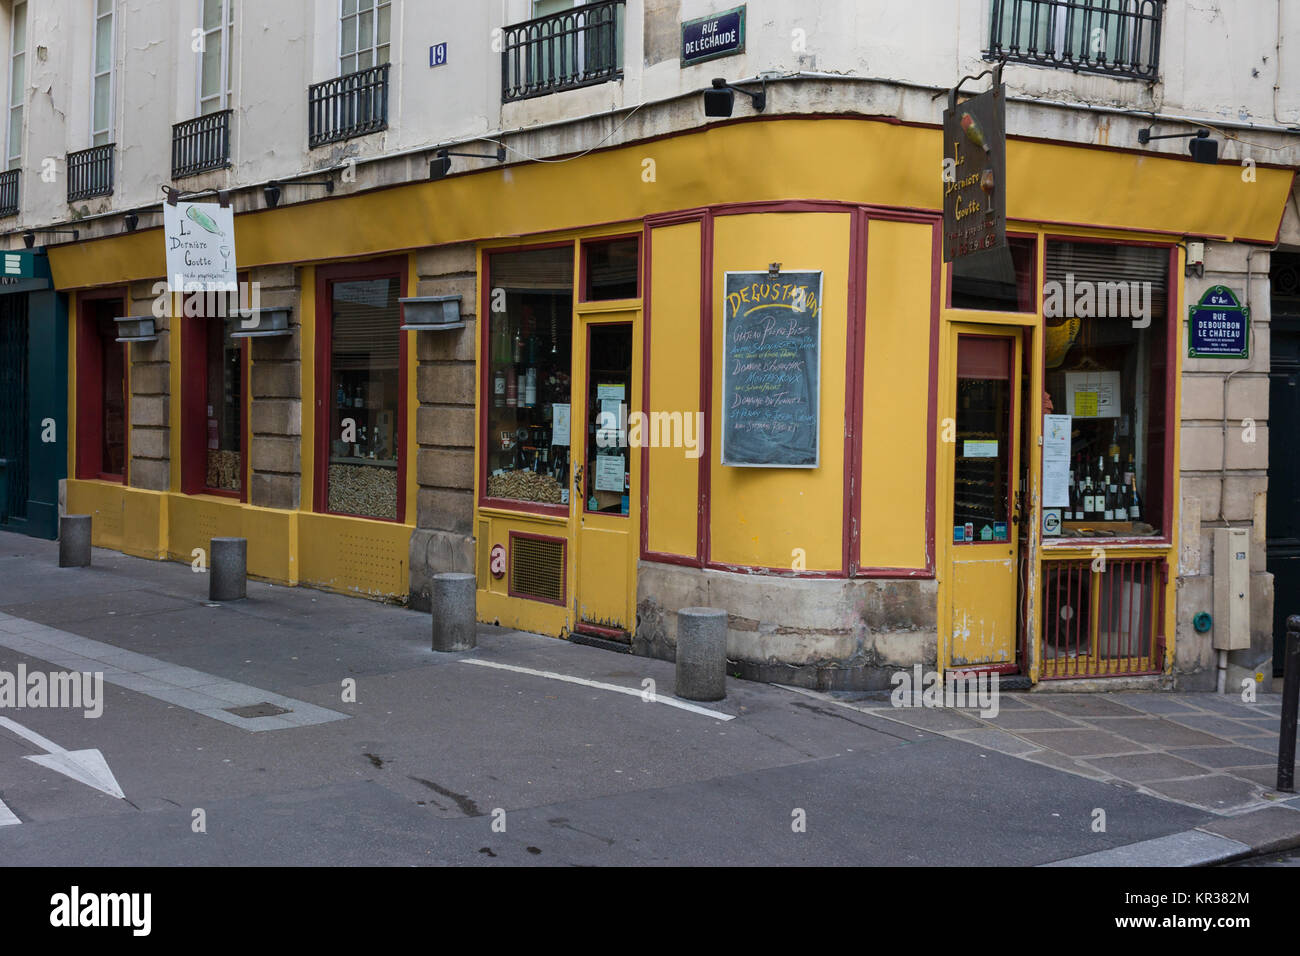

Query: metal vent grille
510 535 565 604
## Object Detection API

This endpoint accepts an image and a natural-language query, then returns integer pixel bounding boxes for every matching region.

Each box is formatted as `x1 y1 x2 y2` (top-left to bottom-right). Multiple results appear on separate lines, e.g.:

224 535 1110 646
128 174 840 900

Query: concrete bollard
431 572 476 652
209 537 247 602
58 514 92 568
676 607 728 702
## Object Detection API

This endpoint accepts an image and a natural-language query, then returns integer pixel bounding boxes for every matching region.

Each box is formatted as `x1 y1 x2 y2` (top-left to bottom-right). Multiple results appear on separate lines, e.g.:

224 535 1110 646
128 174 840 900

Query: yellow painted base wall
66 479 411 601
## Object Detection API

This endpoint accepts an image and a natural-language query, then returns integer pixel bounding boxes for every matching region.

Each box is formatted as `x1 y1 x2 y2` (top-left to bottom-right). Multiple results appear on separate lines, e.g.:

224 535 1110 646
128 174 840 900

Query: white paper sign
1042 414 1072 508
594 454 624 492
551 404 570 446
164 201 237 290
963 440 998 458
597 383 625 402
1064 370 1121 418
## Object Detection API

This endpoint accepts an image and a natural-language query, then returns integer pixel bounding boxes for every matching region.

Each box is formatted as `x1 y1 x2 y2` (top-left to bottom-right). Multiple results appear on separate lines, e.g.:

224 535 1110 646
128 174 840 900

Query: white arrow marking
0 715 125 799
0 796 19 826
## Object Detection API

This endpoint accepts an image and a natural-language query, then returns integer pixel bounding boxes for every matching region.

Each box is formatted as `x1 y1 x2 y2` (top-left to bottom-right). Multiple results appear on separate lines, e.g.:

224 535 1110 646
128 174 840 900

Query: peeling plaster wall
3 0 1297 237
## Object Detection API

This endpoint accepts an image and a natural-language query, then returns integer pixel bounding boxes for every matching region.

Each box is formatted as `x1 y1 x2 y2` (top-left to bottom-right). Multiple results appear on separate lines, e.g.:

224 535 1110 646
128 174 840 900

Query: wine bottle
1128 474 1142 521
506 367 517 407
1082 459 1095 519
494 367 505 407
1100 456 1114 521
524 367 537 408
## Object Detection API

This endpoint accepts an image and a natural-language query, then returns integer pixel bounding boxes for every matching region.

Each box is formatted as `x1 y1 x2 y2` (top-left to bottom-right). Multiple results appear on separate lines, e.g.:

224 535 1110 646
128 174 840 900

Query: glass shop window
951 236 1037 311
584 323 633 515
203 318 243 493
484 246 574 508
953 335 1013 544
583 236 639 301
1042 240 1171 538
326 277 401 520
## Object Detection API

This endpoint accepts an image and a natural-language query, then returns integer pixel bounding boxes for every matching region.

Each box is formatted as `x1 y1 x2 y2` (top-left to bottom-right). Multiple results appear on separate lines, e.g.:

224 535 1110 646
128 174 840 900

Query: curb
1043 803 1300 866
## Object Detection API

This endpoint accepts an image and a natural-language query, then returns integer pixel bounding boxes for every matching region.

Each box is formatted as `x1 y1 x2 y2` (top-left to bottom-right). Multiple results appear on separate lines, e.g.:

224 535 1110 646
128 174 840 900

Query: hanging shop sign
681 5 745 67
164 201 237 291
0 249 52 293
721 269 821 468
1187 285 1249 358
942 71 1007 263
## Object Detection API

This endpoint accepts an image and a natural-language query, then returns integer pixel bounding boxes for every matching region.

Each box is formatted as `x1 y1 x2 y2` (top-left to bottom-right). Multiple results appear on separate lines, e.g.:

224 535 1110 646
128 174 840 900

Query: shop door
947 328 1023 668
570 311 640 640
1268 261 1300 676
0 295 28 524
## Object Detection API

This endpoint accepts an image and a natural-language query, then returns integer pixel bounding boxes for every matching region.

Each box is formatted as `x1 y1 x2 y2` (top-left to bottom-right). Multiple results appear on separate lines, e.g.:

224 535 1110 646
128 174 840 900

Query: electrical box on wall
1212 527 1251 650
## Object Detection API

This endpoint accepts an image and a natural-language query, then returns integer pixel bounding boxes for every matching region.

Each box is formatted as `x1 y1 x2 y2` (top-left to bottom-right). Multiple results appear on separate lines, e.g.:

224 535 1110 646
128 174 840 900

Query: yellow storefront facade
47 116 1294 689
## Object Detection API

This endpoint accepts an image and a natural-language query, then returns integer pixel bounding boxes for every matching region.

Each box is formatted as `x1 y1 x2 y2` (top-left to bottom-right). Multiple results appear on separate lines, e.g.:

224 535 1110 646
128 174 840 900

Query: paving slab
1166 713 1277 738
1084 752 1215 783
1017 729 1150 758
1141 774 1266 811
1098 717 1233 748
984 709 1083 730
1197 806 1300 854
1030 695 1145 717
946 729 1041 755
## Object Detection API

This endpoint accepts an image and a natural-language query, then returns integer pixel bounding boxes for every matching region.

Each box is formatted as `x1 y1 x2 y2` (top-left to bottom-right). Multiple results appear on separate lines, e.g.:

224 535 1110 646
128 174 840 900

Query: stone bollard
58 514 92 568
676 607 728 702
209 538 247 602
431 572 476 652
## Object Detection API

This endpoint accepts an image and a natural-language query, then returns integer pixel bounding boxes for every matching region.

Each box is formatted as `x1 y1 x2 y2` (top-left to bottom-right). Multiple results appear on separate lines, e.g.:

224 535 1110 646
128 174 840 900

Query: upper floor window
198 0 233 114
92 0 113 145
6 0 25 170
340 0 390 76
502 0 625 103
986 0 1163 80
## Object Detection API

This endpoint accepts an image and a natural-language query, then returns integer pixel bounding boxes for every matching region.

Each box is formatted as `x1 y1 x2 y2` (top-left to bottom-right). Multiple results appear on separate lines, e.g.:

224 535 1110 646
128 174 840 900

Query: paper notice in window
1073 391 1099 417
594 454 624 492
552 403 570 446
1043 414 1072 461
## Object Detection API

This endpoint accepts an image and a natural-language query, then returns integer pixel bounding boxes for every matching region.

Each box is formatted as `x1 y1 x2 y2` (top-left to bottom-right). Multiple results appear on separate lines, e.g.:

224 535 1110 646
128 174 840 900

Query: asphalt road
0 533 1223 866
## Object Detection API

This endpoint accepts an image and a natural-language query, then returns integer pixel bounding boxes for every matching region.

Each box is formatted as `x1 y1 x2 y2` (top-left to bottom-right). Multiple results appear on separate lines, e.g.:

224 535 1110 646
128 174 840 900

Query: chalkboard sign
721 270 822 467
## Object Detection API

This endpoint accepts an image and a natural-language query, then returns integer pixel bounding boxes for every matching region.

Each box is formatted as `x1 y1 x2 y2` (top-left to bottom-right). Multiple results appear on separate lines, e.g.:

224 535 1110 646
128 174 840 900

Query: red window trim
313 257 409 524
74 286 130 483
180 277 249 501
478 239 575 518
578 233 642 303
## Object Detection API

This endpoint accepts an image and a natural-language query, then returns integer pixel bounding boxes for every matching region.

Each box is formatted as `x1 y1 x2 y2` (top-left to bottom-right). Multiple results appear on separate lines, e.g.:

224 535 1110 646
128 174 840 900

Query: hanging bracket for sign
162 185 231 207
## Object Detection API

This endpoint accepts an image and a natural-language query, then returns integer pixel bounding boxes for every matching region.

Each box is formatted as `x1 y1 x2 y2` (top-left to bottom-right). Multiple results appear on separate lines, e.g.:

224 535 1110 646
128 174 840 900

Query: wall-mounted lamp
428 146 507 181
704 77 767 118
1185 239 1206 278
1138 126 1219 165
230 306 293 338
767 262 782 279
399 294 464 330
123 207 164 233
163 185 231 206
113 315 158 344
263 178 334 209
22 228 79 248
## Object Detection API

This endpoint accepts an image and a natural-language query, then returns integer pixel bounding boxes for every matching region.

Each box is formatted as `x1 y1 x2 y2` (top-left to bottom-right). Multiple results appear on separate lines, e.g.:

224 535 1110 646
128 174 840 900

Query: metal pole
1278 615 1300 793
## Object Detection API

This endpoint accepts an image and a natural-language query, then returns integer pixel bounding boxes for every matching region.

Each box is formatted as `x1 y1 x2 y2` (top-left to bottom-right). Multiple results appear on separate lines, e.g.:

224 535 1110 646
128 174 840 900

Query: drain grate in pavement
225 702 292 718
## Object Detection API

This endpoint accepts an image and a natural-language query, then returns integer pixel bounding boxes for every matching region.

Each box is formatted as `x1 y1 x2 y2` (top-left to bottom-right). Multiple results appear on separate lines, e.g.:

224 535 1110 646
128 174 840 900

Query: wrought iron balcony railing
0 169 19 218
308 63 390 149
67 143 115 201
987 0 1163 80
172 110 232 179
502 0 624 103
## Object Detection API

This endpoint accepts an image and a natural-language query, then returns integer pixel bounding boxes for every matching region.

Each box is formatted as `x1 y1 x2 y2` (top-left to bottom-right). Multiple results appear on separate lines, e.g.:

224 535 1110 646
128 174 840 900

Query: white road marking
459 659 735 721
0 796 18 826
0 612 346 732
0 715 125 799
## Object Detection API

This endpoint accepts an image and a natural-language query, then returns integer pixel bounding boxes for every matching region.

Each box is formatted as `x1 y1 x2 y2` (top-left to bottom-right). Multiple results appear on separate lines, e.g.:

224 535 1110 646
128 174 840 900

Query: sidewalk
0 530 1297 866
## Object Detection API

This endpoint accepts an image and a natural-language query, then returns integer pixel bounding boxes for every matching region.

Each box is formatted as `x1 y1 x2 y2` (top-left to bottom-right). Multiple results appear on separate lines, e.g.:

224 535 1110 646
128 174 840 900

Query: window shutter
488 247 574 291
1045 241 1169 317
331 278 400 371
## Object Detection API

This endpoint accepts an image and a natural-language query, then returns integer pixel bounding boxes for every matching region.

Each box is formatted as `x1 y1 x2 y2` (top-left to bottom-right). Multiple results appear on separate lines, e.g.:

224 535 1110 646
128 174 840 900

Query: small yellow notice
1074 391 1099 417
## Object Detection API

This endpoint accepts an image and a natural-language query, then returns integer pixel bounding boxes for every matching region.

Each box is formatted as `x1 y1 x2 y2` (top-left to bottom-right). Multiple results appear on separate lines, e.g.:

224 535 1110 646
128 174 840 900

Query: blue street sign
681 5 746 66
430 43 447 68
1188 285 1249 358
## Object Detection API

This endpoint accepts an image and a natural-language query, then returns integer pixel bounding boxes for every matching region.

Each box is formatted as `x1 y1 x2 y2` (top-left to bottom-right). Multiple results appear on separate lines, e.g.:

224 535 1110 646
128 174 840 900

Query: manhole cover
225 702 291 718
